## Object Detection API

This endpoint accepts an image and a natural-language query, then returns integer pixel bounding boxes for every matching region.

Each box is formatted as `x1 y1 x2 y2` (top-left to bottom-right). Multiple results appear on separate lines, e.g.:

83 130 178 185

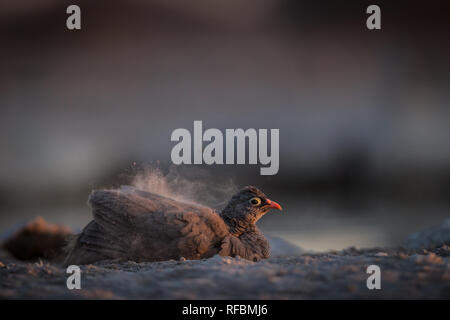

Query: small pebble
415 253 443 265
375 252 388 257
397 252 408 259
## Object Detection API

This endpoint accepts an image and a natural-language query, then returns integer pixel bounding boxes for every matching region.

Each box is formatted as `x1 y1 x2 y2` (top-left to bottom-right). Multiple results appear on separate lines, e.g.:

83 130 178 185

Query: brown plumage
63 185 282 266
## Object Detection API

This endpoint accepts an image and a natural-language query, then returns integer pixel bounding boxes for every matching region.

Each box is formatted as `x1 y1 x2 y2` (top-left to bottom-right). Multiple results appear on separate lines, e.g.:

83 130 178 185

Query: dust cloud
131 165 239 210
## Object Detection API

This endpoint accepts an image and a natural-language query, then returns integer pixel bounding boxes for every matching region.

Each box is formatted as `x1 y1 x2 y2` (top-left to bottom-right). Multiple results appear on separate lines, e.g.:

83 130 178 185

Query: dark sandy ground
0 220 449 299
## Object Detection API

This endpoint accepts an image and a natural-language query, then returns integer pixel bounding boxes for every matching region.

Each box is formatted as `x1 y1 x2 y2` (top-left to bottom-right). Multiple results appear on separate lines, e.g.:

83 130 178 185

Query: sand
0 245 448 299
1 219 449 299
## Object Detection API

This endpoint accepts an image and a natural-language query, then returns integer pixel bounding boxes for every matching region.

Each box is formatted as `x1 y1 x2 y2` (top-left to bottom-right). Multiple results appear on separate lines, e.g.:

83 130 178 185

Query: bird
63 185 282 266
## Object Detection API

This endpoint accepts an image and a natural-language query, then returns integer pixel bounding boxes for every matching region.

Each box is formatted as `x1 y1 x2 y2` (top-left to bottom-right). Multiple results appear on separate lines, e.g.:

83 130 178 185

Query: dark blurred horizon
1 0 449 250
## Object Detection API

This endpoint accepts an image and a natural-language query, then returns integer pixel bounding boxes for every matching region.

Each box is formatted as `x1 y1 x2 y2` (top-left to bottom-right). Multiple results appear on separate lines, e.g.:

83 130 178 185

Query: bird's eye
249 197 261 206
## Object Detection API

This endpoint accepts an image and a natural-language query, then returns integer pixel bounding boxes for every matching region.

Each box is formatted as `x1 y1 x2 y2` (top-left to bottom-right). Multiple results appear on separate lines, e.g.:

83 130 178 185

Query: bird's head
220 186 282 229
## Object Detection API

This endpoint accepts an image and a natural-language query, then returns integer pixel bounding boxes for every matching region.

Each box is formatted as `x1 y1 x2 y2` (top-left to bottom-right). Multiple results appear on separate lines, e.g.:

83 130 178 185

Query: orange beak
265 199 282 211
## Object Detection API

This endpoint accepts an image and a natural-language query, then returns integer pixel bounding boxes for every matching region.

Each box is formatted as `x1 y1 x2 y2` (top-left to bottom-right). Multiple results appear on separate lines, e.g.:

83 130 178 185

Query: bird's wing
69 186 229 263
218 227 270 261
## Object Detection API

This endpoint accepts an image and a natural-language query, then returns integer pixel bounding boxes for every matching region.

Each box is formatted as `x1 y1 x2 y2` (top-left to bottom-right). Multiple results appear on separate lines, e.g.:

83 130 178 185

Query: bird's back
64 186 230 266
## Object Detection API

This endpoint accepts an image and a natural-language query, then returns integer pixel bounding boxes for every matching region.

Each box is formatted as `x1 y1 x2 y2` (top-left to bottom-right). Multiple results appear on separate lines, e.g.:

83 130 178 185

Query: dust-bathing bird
63 186 282 266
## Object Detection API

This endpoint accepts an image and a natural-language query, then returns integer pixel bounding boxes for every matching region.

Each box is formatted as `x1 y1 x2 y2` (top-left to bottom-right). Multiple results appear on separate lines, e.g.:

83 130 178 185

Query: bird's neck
220 212 256 236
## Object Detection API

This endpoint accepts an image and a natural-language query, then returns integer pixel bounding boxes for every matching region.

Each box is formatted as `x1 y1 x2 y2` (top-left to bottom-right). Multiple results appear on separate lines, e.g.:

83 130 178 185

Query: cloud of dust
131 166 239 210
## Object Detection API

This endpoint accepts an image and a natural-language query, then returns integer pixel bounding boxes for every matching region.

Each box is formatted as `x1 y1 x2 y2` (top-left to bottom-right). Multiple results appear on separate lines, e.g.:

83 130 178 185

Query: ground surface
1 245 449 299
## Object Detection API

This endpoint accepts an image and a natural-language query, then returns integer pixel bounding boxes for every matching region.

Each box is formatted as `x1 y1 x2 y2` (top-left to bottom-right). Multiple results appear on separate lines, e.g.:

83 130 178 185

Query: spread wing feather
64 186 230 266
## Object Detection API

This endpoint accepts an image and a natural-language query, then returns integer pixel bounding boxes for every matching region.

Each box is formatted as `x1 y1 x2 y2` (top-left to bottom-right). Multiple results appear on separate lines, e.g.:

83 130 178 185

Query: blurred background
1 0 449 251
